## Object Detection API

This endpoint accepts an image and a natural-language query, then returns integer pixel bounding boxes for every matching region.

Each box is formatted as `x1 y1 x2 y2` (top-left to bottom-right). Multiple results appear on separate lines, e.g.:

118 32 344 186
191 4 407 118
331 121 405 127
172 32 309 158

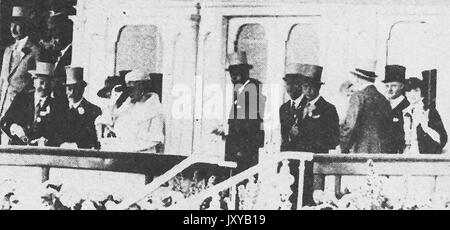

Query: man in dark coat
280 63 339 153
340 63 393 154
216 51 265 174
48 15 73 103
280 63 339 208
383 65 410 153
60 67 102 149
0 61 65 147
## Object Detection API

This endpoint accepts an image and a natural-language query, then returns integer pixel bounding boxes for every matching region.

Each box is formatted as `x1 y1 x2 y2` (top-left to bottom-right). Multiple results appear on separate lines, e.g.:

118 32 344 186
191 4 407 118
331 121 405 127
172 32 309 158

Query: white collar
34 95 48 107
306 95 321 106
390 95 405 109
237 79 251 94
14 36 29 52
404 101 424 115
290 95 304 108
69 98 84 109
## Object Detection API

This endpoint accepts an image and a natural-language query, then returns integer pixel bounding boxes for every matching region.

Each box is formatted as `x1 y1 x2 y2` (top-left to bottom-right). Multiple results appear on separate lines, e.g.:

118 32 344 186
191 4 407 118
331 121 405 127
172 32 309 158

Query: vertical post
297 160 306 210
41 167 50 183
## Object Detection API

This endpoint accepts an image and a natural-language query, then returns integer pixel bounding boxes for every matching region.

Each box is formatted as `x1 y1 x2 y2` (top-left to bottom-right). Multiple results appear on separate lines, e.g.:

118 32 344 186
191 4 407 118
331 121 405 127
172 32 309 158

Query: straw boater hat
383 65 406 84
225 52 253 71
29 62 55 79
350 59 378 83
64 67 87 87
284 63 324 85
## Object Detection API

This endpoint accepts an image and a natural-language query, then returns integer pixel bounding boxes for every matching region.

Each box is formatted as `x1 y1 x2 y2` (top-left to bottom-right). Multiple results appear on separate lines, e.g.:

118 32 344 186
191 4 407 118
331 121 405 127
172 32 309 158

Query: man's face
302 82 320 101
284 80 302 100
66 84 85 102
385 81 404 100
51 33 64 52
228 66 249 85
34 77 51 97
10 21 26 40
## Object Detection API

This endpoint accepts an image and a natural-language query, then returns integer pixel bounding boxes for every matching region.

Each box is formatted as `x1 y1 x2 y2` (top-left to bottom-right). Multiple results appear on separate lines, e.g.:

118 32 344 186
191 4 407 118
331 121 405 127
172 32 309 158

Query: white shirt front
390 95 405 109
34 95 48 108
14 36 29 53
290 95 304 109
69 98 84 109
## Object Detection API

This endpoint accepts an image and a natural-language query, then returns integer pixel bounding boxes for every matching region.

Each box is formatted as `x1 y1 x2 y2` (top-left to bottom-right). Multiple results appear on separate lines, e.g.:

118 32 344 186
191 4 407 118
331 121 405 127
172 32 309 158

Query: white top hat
64 67 87 86
125 69 150 82
12 6 25 18
29 62 55 77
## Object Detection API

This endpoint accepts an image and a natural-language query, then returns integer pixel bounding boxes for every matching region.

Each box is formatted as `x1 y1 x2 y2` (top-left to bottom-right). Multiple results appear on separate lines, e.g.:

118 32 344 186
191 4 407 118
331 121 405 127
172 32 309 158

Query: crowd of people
213 52 448 174
0 6 165 153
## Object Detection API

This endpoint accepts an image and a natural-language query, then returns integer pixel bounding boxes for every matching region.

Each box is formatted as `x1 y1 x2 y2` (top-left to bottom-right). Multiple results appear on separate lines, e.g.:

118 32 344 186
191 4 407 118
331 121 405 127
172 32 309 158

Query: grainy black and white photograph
0 0 449 213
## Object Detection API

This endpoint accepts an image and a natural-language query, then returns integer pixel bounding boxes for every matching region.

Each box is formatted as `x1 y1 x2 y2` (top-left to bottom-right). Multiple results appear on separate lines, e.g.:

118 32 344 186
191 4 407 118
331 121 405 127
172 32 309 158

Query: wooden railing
169 152 314 210
0 146 235 185
312 154 450 199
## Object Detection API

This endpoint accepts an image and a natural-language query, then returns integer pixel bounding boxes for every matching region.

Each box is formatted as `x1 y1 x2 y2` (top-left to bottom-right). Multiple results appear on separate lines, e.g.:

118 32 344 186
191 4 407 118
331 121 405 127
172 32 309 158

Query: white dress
103 93 164 153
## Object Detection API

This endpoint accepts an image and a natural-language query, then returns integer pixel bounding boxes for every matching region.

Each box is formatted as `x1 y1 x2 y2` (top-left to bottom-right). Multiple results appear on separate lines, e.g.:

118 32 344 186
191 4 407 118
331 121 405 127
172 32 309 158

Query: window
236 24 267 82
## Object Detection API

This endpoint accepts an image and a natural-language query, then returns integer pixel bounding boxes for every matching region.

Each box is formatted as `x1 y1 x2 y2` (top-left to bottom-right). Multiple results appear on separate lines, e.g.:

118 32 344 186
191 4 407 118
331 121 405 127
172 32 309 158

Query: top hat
29 62 55 78
64 67 87 87
284 63 324 85
12 6 25 19
383 65 406 83
47 14 73 30
225 52 253 71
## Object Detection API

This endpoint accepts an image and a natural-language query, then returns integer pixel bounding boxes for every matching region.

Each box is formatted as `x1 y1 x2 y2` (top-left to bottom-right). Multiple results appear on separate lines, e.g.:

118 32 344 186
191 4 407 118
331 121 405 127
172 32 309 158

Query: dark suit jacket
225 78 265 171
412 108 448 154
63 98 102 149
0 90 65 146
280 97 339 153
390 97 410 153
340 85 393 153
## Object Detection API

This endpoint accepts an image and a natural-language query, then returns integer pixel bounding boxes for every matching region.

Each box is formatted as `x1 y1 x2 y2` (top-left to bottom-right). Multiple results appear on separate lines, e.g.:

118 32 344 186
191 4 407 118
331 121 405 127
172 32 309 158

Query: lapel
55 45 72 71
392 98 410 115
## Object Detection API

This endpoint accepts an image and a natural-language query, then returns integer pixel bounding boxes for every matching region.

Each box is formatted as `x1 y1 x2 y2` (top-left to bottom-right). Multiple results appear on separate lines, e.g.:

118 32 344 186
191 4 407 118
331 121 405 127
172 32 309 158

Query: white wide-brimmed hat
125 69 151 82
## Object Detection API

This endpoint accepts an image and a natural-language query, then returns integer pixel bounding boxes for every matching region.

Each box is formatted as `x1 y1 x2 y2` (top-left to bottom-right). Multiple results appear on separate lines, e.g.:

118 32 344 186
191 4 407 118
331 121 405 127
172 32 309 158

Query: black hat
98 70 131 97
97 76 126 98
47 14 73 30
383 65 406 83
351 68 377 83
404 77 424 92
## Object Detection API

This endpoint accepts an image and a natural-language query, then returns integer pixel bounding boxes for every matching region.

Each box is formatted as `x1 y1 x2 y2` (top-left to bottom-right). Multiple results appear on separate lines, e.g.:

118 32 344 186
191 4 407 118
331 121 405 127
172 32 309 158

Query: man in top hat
340 61 393 154
214 51 265 174
104 69 165 153
0 6 40 143
280 63 339 153
47 14 73 102
384 65 410 153
0 61 65 146
58 67 101 149
279 63 339 208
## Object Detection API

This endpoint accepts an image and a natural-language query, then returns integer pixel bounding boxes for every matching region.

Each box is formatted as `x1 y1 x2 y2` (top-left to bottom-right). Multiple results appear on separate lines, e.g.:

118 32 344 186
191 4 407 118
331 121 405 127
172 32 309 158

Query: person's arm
326 105 340 151
420 109 448 149
340 94 362 153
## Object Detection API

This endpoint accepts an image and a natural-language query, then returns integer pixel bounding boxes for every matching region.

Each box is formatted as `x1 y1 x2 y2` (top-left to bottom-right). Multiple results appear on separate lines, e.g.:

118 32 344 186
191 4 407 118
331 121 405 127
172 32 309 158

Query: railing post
41 167 50 183
297 160 306 210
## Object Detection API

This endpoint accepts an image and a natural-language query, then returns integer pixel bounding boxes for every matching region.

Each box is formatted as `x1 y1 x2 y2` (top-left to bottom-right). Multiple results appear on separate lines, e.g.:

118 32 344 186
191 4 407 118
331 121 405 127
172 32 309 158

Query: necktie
35 99 42 121
303 102 311 119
